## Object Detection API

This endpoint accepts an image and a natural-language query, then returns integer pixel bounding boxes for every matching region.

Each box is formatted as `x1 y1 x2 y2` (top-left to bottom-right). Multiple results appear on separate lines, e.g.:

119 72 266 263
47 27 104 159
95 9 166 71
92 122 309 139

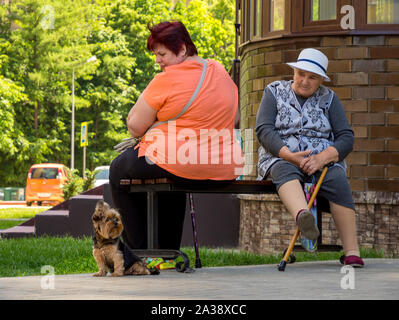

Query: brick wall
239 35 399 193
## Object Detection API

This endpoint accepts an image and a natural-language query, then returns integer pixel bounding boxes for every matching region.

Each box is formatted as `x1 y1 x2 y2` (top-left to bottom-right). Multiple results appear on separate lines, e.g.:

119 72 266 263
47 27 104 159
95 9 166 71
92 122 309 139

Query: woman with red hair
109 21 243 251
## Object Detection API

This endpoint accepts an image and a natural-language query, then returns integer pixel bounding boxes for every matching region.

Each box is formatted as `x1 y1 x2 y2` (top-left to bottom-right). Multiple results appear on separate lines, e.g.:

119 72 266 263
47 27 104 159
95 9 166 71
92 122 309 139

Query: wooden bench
120 178 341 272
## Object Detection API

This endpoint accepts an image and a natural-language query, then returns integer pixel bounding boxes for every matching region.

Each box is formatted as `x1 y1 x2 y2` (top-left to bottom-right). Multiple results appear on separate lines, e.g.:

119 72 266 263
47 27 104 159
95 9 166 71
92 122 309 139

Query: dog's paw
93 271 107 277
124 262 155 275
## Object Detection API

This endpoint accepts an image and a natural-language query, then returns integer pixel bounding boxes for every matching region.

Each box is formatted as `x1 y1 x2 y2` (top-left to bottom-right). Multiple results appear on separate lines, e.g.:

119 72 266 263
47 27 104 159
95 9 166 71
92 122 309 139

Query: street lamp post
70 55 97 170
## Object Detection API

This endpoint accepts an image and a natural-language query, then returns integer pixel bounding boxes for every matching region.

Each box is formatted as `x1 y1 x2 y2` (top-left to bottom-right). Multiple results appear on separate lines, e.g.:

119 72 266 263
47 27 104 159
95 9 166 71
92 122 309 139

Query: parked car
25 163 68 206
94 166 110 187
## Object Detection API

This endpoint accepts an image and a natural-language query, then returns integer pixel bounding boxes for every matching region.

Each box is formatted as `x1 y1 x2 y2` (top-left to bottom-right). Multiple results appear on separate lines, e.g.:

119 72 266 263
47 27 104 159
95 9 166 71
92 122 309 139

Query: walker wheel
283 249 296 264
339 255 345 265
175 261 186 272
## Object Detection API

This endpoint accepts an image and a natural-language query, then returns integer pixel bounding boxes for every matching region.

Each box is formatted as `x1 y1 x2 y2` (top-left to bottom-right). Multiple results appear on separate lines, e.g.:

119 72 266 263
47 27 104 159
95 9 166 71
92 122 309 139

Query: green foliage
62 168 84 200
61 167 99 200
82 168 97 191
0 0 236 186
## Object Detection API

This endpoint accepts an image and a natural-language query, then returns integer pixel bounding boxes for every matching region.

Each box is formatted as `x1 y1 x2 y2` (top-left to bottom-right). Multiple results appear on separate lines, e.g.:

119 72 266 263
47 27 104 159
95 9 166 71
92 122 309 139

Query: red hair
147 21 198 56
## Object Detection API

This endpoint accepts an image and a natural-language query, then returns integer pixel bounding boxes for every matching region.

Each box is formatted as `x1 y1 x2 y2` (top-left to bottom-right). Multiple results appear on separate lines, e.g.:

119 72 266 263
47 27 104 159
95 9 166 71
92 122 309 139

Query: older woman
256 48 364 267
109 21 243 251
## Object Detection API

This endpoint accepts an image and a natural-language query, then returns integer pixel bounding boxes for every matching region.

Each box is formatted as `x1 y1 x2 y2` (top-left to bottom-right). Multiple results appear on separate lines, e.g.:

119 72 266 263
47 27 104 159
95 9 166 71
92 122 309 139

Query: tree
0 0 237 186
0 0 97 185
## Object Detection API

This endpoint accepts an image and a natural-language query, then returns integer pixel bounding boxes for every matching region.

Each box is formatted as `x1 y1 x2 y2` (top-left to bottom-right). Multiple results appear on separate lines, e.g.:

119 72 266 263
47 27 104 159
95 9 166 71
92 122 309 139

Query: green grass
0 235 391 278
0 220 27 229
181 247 388 267
0 236 97 277
0 207 48 219
0 207 49 230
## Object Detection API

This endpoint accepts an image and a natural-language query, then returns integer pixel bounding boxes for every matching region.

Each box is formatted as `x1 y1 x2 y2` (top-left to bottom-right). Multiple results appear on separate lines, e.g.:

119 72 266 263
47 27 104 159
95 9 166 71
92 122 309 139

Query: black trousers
109 147 193 250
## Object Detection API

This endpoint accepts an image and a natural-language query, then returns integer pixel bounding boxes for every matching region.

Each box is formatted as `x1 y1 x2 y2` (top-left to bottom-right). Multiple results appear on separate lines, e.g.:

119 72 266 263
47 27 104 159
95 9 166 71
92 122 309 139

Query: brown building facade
237 0 399 255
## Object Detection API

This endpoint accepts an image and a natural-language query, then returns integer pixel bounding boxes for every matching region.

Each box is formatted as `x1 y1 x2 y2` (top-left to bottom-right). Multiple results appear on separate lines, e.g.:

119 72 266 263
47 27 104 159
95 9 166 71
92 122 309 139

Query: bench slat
121 178 273 187
120 177 275 194
131 179 143 185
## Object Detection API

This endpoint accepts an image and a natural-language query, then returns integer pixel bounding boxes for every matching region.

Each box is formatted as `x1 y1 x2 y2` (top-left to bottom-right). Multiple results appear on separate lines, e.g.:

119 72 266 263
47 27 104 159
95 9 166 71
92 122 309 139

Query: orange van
25 163 68 206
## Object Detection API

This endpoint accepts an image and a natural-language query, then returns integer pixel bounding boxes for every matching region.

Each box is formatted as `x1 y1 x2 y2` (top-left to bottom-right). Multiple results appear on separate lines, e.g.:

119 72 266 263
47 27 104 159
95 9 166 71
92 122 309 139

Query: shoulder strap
149 58 207 130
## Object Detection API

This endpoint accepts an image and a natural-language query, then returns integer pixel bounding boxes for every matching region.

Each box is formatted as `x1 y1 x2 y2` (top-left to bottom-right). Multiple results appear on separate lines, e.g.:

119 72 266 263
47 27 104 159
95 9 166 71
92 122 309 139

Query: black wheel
175 261 186 272
283 249 296 264
340 255 345 265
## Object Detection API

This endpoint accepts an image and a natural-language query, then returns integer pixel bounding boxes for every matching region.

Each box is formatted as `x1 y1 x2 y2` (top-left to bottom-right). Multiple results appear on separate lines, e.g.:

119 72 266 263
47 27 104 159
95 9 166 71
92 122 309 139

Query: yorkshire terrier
92 200 159 277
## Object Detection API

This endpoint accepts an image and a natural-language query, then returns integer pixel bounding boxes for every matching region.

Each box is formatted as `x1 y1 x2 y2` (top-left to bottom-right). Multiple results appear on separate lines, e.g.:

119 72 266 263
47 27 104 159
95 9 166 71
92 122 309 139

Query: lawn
0 207 48 229
0 207 390 278
0 234 388 277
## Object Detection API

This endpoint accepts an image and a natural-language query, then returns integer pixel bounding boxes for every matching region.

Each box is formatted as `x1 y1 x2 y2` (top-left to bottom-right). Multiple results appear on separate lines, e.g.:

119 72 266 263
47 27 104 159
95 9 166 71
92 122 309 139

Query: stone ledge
238 190 399 256
238 191 399 205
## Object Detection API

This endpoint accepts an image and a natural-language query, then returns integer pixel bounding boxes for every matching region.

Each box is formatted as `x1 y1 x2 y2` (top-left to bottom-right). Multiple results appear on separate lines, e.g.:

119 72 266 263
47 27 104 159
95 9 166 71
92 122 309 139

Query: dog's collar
93 233 119 249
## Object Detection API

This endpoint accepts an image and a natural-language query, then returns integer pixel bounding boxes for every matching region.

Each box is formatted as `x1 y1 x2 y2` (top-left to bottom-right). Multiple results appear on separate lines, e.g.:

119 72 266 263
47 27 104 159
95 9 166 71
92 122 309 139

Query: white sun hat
287 48 331 81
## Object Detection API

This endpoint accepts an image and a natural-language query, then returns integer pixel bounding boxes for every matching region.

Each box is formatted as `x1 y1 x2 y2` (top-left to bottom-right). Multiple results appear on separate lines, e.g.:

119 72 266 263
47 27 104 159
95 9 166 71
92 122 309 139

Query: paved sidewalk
0 259 398 300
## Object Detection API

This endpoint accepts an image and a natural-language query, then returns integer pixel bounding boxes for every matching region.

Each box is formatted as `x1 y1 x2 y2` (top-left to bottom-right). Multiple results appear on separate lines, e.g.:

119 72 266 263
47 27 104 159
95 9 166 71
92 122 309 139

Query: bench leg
141 190 194 273
147 191 158 249
189 193 202 268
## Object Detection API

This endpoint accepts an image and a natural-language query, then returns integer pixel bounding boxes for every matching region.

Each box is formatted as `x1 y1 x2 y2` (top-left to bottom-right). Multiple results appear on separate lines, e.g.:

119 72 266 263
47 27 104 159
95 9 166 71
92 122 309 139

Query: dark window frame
240 0 399 47
292 0 353 33
354 0 399 30
251 0 263 39
263 0 290 37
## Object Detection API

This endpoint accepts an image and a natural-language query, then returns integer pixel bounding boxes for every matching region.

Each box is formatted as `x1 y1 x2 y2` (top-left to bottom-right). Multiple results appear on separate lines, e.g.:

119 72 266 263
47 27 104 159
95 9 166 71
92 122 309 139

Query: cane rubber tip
195 259 202 269
277 260 287 272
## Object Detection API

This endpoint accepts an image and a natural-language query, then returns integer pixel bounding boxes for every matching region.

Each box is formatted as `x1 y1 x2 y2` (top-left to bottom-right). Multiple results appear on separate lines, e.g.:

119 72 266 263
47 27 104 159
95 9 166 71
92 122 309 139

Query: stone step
69 195 103 237
0 188 105 239
35 210 71 237
0 225 35 239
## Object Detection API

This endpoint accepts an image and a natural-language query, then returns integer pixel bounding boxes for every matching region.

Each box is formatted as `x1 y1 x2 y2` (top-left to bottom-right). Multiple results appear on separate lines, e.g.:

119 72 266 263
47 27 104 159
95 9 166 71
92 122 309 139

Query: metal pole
71 68 75 170
83 146 86 179
70 56 96 171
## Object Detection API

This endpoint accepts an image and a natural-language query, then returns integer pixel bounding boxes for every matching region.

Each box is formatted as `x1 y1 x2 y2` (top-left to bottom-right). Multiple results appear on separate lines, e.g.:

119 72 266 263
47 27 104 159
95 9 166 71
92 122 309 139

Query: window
241 0 249 42
367 0 399 24
311 0 337 21
31 168 58 179
250 0 262 37
270 0 285 31
291 0 346 33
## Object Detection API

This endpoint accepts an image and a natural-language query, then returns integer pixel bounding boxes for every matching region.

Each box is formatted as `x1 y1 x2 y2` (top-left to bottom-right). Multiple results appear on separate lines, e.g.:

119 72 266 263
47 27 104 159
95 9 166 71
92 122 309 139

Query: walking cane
189 193 202 268
277 166 329 272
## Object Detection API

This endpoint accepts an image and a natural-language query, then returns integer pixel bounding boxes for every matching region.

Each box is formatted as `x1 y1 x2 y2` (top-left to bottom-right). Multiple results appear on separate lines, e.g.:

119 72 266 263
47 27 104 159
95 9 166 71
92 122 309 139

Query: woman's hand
300 154 324 176
278 146 312 168
279 146 339 175
300 146 339 175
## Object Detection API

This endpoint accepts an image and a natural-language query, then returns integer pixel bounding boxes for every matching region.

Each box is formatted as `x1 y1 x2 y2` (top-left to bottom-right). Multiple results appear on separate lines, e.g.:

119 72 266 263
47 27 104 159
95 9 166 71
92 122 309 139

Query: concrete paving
0 259 398 300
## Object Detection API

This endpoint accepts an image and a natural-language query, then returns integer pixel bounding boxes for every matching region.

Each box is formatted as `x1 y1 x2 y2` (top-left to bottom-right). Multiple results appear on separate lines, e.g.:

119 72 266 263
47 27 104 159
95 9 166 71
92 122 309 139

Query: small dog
92 200 158 277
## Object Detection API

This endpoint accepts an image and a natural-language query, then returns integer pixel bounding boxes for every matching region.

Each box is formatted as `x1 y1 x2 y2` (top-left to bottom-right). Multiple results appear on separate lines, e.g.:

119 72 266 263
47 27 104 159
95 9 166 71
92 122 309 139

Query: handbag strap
148 58 207 130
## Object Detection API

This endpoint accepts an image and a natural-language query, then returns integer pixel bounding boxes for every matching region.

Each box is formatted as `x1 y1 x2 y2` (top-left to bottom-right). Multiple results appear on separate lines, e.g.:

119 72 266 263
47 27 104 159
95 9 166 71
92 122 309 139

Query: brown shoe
296 209 320 240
